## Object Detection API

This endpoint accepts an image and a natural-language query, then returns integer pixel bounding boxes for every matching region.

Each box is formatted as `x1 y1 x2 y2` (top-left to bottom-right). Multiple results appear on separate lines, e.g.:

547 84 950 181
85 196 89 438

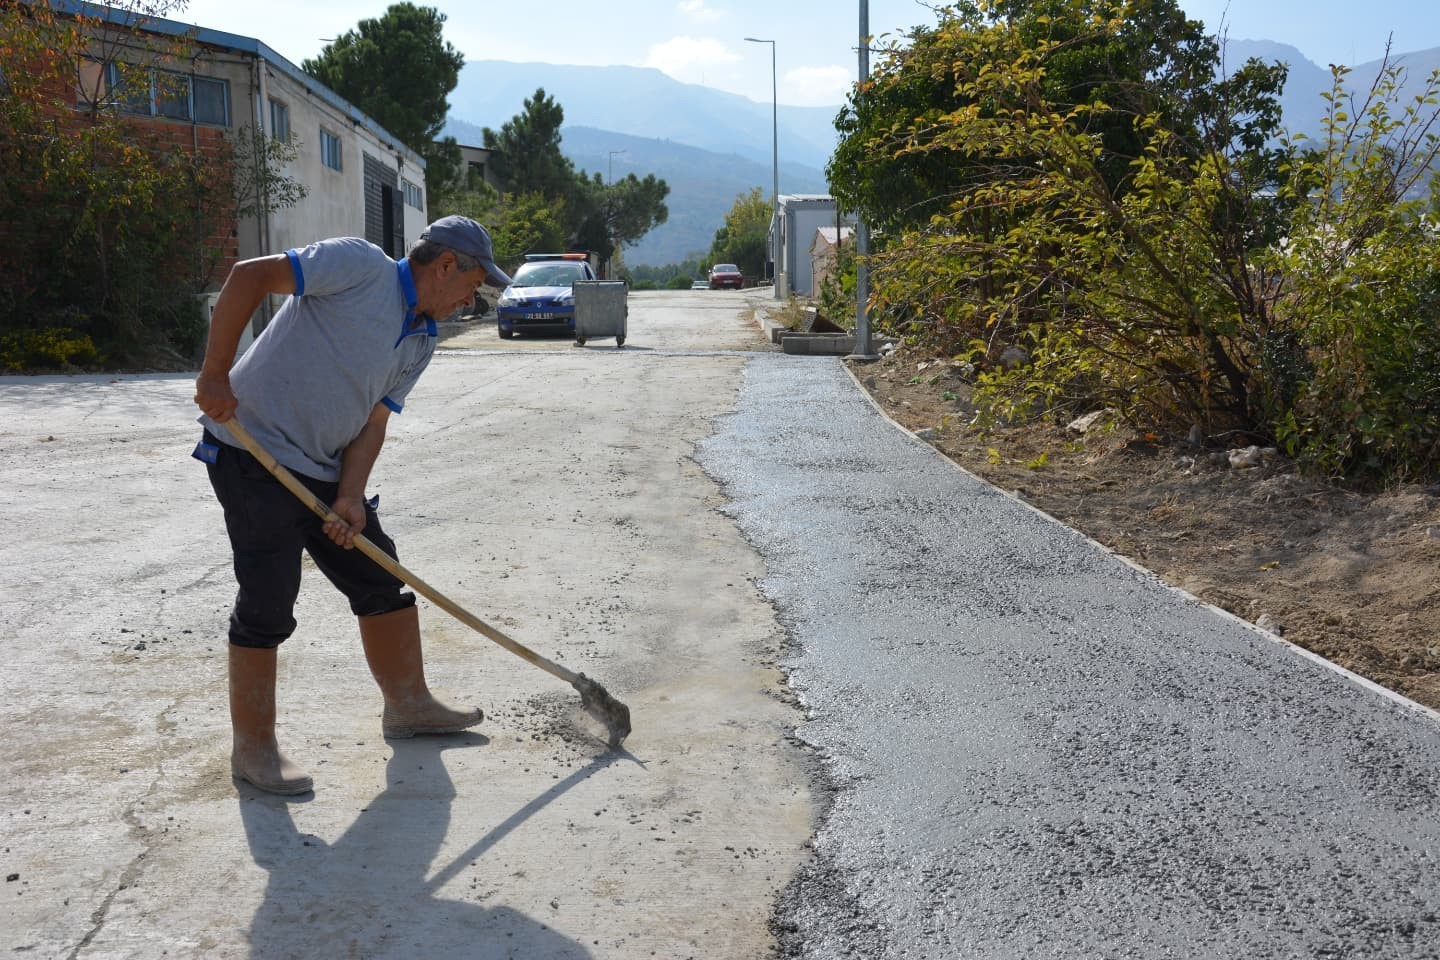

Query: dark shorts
203 430 413 648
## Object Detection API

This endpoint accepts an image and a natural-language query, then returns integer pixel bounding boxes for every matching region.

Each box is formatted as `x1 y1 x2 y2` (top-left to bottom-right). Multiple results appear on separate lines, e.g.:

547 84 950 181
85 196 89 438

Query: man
193 216 512 796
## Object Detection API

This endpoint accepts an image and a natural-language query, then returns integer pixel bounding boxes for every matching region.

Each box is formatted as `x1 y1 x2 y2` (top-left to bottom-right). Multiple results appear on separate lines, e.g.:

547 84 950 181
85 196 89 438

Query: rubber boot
359 605 483 739
229 645 313 795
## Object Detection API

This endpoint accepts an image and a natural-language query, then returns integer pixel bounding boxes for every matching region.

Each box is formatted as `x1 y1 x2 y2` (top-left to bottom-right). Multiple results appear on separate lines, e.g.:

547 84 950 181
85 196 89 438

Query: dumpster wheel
616 336 626 348
575 337 587 347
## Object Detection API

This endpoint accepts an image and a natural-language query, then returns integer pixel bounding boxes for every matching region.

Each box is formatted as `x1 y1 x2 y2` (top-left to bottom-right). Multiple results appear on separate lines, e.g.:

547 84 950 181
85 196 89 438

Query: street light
744 36 778 286
607 149 626 185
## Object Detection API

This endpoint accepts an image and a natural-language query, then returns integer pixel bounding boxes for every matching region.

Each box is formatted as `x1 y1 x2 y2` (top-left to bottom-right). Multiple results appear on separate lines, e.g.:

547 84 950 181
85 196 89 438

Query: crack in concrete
67 701 183 959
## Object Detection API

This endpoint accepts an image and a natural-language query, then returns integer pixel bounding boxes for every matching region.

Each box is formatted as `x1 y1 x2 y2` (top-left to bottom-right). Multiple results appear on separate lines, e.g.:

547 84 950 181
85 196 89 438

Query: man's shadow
239 736 608 959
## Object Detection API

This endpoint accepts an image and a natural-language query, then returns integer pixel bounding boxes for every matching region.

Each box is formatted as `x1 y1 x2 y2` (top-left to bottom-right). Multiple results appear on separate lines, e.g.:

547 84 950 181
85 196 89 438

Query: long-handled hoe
223 418 632 748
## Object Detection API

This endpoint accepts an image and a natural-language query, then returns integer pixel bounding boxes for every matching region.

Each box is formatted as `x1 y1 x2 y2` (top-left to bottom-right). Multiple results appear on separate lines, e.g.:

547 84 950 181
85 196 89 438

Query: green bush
0 327 102 372
838 2 1440 484
0 3 236 369
1263 63 1440 483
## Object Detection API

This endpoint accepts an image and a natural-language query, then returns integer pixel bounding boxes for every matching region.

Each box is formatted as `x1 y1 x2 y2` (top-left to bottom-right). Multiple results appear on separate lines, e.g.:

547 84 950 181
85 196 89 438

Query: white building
767 195 857 299
62 1 428 330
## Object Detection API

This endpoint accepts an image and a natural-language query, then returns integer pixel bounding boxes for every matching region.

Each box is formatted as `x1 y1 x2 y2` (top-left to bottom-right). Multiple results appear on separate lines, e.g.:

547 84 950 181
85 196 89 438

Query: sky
170 0 1440 107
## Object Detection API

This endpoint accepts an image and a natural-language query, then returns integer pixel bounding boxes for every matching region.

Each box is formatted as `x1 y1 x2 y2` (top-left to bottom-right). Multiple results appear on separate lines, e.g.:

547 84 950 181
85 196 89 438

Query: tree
838 0 1440 484
483 192 570 269
837 1 1288 408
302 3 464 198
830 0 1267 235
231 125 308 221
483 89 579 202
706 187 770 278
483 90 668 265
573 171 670 276
1265 58 1440 481
0 0 235 367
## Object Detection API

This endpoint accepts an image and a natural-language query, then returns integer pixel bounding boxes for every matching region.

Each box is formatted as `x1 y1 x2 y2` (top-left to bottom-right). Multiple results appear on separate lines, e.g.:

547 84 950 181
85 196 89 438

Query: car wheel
575 337 587 347
616 336 626 347
498 327 514 339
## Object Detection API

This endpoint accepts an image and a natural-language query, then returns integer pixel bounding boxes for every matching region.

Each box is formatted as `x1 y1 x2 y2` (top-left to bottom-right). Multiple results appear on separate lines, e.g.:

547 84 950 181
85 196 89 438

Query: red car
708 263 744 289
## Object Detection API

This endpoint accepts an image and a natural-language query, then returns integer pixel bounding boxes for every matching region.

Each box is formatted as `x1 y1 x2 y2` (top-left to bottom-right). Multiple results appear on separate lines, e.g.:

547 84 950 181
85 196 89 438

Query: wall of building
47 1 428 335
774 199 856 298
257 61 426 260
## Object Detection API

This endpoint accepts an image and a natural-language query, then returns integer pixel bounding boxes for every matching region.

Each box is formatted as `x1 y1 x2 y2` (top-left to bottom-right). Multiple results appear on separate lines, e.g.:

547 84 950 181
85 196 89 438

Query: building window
76 60 228 125
193 76 228 125
268 98 290 141
403 179 423 210
320 128 342 171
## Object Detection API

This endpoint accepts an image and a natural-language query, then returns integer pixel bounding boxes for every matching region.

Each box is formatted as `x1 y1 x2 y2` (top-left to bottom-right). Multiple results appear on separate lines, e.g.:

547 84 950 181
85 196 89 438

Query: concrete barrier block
781 333 857 355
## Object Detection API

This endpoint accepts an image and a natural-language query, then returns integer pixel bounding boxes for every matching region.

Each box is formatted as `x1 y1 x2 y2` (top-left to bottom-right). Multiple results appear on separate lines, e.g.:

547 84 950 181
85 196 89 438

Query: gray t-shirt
201 237 436 481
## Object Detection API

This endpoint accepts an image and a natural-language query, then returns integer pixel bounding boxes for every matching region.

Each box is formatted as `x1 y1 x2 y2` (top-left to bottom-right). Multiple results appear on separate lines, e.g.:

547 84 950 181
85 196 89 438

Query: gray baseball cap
420 215 513 287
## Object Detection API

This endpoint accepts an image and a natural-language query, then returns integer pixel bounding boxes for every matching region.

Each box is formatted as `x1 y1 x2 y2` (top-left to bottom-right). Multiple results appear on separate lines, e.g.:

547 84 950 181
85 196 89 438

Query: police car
495 253 596 339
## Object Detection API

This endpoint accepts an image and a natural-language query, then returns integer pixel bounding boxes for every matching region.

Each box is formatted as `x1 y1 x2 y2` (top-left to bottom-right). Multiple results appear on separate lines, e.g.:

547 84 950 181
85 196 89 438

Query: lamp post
607 149 626 185
744 36 778 287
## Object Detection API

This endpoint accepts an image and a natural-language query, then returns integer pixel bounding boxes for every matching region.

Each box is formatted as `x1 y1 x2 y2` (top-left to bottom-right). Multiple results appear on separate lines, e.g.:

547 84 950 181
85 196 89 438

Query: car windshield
713 264 739 273
512 262 587 287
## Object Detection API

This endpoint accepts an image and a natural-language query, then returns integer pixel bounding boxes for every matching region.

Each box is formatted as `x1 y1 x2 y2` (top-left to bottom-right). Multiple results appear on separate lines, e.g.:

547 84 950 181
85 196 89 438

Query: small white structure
767 195 857 299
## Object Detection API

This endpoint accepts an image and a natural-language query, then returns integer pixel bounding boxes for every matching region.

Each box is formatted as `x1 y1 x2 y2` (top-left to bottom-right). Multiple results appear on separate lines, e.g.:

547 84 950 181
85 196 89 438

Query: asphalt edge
836 358 1440 728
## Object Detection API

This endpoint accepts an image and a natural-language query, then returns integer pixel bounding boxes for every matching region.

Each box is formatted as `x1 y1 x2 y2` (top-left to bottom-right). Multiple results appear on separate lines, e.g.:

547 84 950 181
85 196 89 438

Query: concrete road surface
4 286 1440 959
0 289 809 959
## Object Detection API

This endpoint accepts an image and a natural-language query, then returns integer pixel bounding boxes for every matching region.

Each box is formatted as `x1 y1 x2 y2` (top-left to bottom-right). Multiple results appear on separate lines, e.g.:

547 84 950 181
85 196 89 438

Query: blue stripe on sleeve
285 250 304 296
381 396 403 414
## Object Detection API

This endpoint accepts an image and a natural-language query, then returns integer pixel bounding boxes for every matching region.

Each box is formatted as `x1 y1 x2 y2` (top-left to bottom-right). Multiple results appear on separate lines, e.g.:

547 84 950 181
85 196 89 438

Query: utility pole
744 36 778 287
847 0 879 361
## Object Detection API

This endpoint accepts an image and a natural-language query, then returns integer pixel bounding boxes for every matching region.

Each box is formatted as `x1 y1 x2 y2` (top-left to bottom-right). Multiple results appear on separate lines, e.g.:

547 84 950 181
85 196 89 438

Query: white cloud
678 0 723 22
782 65 853 106
645 36 742 83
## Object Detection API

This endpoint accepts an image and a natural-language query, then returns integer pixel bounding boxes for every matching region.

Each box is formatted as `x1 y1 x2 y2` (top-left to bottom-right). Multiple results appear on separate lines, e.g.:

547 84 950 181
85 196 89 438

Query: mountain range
1224 40 1440 140
442 45 1440 266
444 115 827 266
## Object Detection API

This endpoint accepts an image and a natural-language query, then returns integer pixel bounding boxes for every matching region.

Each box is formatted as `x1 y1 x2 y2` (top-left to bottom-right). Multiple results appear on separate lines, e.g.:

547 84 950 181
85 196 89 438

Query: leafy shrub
0 2 237 368
836 1 1440 483
0 328 102 372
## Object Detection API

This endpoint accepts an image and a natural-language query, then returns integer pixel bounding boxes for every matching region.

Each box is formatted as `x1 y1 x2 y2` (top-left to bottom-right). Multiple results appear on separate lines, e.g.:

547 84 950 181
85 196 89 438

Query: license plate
524 312 558 320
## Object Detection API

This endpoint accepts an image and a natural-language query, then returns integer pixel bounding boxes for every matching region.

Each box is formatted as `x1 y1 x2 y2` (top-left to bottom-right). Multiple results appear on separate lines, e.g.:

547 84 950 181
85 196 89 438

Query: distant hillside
1225 40 1440 139
446 60 844 170
444 118 829 266
437 44 1440 265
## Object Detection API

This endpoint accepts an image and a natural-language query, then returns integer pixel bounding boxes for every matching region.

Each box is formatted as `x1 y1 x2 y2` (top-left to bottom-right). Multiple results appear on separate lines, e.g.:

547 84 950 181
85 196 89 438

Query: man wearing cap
193 216 513 795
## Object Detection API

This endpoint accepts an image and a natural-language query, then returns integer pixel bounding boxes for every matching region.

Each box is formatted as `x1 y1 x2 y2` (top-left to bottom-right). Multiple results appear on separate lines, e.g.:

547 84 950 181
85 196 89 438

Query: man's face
420 254 488 319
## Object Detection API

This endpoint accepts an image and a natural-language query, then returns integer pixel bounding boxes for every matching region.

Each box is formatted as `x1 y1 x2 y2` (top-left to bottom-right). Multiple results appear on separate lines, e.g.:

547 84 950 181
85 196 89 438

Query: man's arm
323 403 392 549
193 255 296 422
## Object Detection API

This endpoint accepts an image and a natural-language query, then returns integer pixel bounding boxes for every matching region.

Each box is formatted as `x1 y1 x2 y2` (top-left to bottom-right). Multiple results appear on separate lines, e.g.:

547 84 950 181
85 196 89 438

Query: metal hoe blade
573 674 632 748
